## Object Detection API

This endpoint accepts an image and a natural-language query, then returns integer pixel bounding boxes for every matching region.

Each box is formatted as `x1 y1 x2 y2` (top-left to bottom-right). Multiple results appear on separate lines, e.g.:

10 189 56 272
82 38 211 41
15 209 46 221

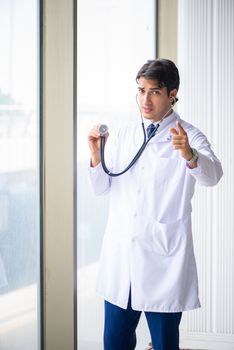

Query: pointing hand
169 121 193 161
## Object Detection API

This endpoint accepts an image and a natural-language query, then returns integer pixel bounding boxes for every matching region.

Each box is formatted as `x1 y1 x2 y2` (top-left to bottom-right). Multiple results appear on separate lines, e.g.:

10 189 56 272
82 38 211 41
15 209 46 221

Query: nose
143 92 153 105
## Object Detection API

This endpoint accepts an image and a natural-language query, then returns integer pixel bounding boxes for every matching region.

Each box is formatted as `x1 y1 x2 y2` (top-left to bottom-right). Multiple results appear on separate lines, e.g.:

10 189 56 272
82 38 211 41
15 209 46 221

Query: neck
150 108 173 123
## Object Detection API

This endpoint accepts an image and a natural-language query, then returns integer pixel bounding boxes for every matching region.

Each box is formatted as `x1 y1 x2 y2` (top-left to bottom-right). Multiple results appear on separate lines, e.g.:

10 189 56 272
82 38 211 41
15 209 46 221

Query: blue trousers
104 293 182 350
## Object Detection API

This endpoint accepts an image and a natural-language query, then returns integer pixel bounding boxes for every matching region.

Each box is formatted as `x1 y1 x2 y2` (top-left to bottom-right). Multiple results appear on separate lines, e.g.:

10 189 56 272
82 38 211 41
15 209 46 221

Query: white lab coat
89 112 223 312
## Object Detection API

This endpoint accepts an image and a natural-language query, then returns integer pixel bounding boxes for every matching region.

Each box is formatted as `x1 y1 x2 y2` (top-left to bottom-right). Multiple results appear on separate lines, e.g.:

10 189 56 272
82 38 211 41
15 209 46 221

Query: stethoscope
99 96 177 177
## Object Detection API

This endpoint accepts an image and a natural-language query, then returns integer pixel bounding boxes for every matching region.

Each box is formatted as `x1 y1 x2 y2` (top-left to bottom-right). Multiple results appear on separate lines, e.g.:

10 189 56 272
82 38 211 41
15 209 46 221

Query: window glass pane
77 1 156 348
0 1 40 349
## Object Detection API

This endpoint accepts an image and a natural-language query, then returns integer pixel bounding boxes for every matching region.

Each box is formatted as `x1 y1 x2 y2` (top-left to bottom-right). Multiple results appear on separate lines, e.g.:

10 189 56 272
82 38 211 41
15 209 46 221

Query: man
88 59 223 350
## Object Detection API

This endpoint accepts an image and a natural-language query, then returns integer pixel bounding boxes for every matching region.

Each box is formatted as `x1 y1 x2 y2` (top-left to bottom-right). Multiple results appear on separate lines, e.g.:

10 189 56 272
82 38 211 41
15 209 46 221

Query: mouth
142 107 153 114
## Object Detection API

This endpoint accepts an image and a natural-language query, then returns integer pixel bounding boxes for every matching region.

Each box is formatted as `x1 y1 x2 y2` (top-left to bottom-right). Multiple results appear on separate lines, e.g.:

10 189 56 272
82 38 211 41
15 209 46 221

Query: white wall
177 1 234 349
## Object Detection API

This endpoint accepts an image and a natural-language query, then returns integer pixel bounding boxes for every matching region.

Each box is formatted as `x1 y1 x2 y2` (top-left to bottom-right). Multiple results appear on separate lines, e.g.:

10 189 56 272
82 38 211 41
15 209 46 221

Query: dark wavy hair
136 59 180 98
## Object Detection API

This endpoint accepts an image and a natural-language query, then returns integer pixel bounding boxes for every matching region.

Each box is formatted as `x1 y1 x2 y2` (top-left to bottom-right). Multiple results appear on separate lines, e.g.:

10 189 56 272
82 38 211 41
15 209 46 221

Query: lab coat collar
141 111 180 143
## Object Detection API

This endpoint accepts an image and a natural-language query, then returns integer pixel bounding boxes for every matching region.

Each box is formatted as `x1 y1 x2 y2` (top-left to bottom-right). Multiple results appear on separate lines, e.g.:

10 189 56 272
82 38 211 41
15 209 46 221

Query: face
137 77 177 122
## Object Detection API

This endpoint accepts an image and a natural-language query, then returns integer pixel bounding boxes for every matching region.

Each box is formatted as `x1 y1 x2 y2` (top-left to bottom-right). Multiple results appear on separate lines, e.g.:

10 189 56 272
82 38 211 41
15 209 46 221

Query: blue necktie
147 123 156 139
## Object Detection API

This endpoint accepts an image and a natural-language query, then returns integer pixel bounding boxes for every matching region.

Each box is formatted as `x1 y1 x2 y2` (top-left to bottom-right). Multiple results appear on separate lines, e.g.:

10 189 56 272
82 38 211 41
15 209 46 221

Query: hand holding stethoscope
88 124 109 168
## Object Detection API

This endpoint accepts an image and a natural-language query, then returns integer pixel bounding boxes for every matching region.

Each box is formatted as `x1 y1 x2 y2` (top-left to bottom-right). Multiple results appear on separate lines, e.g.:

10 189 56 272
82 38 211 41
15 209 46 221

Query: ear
169 89 178 105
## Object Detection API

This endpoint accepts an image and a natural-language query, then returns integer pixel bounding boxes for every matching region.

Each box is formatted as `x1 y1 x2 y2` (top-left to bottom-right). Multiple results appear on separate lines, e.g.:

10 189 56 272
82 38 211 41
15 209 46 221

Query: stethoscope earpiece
170 96 178 106
170 96 176 105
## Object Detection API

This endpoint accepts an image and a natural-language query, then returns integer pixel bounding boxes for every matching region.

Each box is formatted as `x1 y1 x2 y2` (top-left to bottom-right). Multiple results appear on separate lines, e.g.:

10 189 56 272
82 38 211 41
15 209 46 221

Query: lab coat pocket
151 216 189 256
152 157 184 186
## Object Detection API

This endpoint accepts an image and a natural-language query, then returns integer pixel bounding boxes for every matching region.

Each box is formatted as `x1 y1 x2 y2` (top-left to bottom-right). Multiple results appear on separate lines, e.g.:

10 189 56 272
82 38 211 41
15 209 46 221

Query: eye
138 88 145 95
151 90 160 96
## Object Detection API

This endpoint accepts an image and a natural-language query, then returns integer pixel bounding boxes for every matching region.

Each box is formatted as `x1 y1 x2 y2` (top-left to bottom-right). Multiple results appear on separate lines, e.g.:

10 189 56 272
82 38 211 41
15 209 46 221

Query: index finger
176 121 186 135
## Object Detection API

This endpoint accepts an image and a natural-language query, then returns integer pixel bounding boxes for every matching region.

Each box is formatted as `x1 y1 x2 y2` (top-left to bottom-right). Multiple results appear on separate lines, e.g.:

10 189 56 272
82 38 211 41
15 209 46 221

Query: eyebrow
138 87 162 91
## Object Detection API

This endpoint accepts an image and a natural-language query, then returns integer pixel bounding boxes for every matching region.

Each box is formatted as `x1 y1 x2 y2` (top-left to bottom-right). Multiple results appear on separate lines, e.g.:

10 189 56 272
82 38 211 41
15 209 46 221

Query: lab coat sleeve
88 162 111 195
88 127 119 195
186 128 223 186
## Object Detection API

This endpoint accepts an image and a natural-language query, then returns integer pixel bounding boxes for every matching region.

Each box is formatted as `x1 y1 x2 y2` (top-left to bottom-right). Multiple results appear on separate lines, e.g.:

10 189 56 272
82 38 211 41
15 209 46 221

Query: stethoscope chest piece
99 124 108 136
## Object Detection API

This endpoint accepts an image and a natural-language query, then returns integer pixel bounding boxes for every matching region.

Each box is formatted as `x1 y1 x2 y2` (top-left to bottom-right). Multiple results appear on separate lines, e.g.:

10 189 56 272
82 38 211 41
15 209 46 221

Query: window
0 1 40 349
77 1 156 348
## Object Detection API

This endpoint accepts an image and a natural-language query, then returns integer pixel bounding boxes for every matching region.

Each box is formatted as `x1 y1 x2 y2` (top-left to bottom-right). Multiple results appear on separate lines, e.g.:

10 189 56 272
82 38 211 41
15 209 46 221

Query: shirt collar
143 111 177 132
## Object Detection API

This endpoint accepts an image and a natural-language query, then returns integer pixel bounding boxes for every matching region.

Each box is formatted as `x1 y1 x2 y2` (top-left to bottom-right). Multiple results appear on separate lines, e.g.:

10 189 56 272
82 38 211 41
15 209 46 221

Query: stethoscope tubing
100 122 160 177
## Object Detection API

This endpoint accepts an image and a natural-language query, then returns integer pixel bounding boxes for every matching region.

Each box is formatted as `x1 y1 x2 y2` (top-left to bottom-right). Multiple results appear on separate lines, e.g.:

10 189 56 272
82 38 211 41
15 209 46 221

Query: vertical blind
177 0 234 349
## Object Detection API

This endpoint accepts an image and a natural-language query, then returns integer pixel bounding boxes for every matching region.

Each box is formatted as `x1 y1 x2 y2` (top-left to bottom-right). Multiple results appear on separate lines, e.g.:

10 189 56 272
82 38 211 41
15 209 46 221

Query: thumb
169 127 179 136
